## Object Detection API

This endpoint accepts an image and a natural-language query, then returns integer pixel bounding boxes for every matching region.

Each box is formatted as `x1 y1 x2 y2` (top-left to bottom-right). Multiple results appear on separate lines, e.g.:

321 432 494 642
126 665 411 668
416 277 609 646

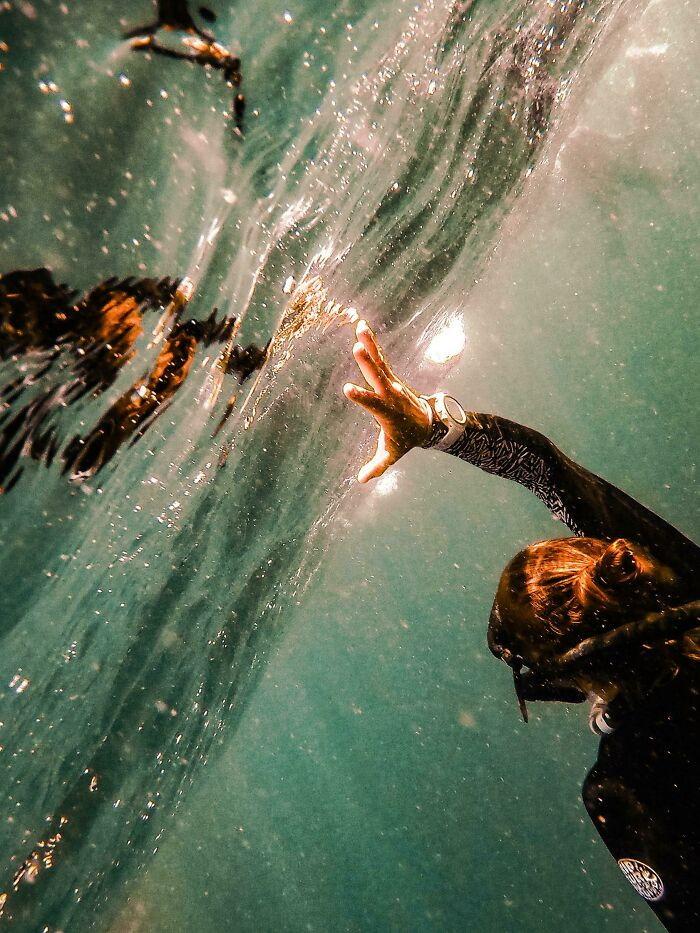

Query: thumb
358 448 394 483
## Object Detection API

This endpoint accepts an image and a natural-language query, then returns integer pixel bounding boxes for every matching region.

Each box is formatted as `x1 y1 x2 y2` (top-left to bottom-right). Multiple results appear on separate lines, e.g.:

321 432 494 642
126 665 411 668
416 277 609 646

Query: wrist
419 393 468 450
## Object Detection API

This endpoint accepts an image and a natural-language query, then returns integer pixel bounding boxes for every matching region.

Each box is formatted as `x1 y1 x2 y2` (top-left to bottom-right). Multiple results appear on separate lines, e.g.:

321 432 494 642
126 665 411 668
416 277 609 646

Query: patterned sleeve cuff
419 393 469 450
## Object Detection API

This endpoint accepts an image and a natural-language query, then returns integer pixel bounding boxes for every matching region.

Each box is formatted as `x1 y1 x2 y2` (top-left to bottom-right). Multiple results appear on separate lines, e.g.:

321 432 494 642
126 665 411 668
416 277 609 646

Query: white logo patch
618 858 665 902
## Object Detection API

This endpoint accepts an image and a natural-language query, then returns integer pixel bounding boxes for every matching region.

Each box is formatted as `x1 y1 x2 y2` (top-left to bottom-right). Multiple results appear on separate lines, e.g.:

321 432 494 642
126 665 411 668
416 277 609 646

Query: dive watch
419 392 468 450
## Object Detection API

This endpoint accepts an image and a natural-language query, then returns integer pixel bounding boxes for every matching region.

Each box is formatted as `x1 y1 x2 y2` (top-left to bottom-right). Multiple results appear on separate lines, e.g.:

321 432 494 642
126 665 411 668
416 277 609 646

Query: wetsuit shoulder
441 413 698 589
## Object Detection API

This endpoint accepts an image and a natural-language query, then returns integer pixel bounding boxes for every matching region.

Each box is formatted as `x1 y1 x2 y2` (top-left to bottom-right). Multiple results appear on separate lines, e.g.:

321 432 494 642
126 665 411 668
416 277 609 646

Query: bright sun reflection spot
424 316 466 364
375 471 400 496
625 43 669 59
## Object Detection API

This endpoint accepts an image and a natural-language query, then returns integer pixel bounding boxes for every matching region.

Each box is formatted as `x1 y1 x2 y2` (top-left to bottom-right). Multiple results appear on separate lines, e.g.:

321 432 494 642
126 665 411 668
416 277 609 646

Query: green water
0 0 697 930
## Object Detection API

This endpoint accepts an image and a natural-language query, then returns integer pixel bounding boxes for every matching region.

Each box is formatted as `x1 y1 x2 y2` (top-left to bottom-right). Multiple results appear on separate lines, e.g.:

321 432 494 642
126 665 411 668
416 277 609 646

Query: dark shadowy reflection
0 269 269 492
124 1 245 134
123 1 218 42
61 314 233 481
223 339 270 384
0 267 181 377
211 337 271 437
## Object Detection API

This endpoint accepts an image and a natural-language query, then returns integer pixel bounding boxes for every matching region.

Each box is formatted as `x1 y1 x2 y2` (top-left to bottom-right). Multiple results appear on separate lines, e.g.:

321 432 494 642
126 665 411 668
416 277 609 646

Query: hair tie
595 541 637 588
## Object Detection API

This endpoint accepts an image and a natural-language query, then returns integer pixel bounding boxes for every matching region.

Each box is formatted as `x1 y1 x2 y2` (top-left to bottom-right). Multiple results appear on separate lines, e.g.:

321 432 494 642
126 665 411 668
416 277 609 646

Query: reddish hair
490 537 686 665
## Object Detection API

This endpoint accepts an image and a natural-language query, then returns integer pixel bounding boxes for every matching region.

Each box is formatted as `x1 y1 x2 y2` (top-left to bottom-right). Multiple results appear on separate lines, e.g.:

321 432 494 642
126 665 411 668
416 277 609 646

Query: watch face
444 395 467 424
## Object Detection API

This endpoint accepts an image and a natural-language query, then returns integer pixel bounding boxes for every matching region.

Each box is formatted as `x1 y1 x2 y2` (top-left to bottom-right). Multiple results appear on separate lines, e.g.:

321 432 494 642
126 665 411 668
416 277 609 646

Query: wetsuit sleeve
439 413 698 580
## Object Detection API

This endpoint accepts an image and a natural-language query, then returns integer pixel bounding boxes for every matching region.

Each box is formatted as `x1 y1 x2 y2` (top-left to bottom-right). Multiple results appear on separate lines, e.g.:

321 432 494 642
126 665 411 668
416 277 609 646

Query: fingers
344 383 395 482
344 319 412 485
358 448 393 484
352 341 387 395
352 319 401 397
355 320 393 380
343 382 388 417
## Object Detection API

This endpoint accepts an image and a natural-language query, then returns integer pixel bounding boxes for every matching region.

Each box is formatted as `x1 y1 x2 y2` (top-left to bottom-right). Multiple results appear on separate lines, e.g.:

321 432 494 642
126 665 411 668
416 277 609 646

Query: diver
124 2 245 134
343 319 699 931
68 274 186 399
122 1 217 42
128 31 241 83
129 36 244 133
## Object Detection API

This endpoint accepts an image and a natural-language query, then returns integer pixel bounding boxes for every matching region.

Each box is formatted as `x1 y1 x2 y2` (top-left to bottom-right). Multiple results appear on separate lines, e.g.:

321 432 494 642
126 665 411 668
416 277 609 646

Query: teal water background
0 0 698 930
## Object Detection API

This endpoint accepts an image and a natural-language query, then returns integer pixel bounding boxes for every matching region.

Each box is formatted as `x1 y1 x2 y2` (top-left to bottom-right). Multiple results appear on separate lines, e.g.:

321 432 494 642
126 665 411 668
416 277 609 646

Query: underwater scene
0 0 698 930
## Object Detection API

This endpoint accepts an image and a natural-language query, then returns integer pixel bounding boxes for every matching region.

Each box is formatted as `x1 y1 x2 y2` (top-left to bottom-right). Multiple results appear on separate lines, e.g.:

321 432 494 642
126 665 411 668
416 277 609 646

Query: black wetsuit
434 413 700 931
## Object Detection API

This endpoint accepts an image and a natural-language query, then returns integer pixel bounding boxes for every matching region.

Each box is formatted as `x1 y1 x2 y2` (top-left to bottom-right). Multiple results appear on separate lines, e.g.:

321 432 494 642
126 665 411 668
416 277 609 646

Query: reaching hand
343 320 432 483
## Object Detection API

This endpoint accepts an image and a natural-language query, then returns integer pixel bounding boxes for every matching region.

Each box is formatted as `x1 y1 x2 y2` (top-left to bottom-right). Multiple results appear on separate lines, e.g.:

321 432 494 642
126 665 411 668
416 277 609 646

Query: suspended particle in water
59 99 74 122
62 641 78 663
282 275 296 294
283 11 293 24
9 674 30 694
118 73 131 88
458 710 476 728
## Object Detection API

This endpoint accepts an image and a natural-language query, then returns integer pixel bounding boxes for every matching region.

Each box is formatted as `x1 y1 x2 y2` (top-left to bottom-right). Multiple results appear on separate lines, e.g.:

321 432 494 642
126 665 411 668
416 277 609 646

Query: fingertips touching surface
353 342 386 394
356 323 391 378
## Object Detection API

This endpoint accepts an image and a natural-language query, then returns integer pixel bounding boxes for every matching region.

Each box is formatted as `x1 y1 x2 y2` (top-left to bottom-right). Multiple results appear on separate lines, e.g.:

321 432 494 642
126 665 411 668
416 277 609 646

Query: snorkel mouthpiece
488 598 530 723
512 662 529 724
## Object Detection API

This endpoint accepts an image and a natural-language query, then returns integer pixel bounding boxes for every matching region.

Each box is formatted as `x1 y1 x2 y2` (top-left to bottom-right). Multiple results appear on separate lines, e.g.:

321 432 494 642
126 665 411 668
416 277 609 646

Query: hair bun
594 539 639 587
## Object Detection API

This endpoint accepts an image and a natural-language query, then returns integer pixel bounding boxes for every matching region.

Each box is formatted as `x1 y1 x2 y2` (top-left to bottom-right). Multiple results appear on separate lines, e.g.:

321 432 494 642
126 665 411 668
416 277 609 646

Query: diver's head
487 537 677 686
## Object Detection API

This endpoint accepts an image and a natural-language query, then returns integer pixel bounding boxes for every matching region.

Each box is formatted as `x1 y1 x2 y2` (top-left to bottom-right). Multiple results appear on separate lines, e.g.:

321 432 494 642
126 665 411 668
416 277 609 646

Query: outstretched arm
343 321 698 581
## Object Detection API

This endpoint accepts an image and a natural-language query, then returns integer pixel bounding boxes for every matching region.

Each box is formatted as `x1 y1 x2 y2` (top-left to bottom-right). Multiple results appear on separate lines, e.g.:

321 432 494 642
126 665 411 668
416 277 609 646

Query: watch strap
420 393 468 450
419 398 449 448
